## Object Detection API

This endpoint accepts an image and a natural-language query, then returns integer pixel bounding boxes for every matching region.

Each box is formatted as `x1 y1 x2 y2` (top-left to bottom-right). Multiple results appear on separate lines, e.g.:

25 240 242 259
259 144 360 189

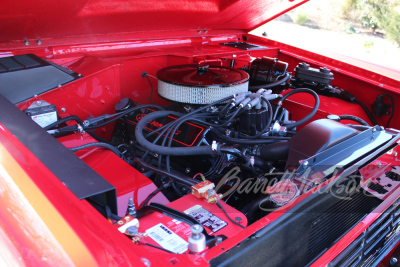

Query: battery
24 104 58 128
137 194 247 254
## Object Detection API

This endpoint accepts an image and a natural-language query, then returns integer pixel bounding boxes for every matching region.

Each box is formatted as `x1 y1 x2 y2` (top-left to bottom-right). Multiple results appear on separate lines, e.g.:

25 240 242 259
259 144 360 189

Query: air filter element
157 64 249 104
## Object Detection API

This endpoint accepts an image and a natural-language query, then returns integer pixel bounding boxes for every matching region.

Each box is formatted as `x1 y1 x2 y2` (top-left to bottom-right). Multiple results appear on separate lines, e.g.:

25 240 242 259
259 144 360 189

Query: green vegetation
341 0 360 18
344 23 357 33
293 12 309 25
340 0 400 46
364 40 375 49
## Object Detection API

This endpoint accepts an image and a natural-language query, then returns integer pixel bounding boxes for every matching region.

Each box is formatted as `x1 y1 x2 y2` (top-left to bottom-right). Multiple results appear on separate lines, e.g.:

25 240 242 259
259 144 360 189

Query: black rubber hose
279 88 320 130
210 127 289 145
257 141 289 161
134 158 197 187
135 111 217 156
354 99 378 125
141 95 233 144
220 146 249 165
248 73 290 91
253 157 273 172
69 142 122 157
84 104 165 130
44 115 83 130
338 115 370 126
241 196 272 221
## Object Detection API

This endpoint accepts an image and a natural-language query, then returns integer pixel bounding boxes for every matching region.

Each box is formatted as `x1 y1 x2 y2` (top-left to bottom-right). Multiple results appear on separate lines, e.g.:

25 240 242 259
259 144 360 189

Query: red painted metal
56 133 170 215
0 0 309 48
0 122 210 266
0 1 400 265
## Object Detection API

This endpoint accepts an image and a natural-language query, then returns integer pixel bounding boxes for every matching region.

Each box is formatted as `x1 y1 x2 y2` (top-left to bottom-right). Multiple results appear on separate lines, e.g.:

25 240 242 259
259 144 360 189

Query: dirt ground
250 0 400 71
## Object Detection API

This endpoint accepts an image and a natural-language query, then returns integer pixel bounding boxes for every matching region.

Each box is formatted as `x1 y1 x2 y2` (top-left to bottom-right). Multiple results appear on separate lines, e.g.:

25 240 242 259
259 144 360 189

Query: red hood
1 0 309 47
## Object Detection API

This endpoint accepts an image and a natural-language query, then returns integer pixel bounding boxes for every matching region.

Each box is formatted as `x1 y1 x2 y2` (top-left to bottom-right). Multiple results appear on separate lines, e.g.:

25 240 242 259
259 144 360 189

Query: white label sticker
31 111 58 128
146 223 188 254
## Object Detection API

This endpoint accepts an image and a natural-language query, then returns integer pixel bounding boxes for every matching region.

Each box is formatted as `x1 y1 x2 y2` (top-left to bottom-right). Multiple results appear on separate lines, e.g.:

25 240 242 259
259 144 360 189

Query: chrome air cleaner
156 64 249 104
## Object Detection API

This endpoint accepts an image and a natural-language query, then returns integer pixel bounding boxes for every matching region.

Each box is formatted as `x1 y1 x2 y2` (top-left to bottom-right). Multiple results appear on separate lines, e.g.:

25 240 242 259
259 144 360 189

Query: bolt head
191 224 203 235
394 151 398 157
319 67 330 73
61 107 66 113
298 62 309 69
198 30 202 34
24 40 30 46
207 189 216 196
390 257 398 265
36 40 42 45
126 226 138 235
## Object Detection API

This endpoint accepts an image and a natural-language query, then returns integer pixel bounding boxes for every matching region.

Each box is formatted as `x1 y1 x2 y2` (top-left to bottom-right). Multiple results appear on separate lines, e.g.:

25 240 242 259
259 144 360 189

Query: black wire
144 242 176 253
203 154 224 177
338 115 369 126
69 142 122 157
216 202 245 229
218 101 233 120
141 182 172 208
84 104 164 131
248 73 290 91
354 99 378 126
380 94 395 128
144 74 154 104
44 115 83 130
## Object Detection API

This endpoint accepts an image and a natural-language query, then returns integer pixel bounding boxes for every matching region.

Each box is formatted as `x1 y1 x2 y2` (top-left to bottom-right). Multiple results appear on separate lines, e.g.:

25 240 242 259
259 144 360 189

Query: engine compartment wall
11 34 400 134
3 34 400 265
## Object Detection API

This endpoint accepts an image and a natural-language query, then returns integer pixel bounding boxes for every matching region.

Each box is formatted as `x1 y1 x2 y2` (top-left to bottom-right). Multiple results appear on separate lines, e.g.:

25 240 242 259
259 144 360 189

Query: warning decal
184 205 228 234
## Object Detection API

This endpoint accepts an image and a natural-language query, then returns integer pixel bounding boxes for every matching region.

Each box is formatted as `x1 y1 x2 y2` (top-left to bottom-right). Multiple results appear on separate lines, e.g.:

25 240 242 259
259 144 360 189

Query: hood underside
1 0 309 46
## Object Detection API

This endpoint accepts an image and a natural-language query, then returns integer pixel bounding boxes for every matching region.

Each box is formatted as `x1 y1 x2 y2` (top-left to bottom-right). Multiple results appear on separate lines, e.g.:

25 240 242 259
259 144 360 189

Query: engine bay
2 35 399 264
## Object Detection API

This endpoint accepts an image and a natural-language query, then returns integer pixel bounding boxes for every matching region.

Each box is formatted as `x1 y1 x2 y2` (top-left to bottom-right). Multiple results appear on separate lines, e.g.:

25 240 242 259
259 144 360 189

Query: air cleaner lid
156 64 249 87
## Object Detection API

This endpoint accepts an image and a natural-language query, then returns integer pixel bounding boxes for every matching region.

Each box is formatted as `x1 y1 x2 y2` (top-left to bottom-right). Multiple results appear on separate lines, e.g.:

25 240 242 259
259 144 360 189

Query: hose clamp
211 141 219 154
77 124 85 134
